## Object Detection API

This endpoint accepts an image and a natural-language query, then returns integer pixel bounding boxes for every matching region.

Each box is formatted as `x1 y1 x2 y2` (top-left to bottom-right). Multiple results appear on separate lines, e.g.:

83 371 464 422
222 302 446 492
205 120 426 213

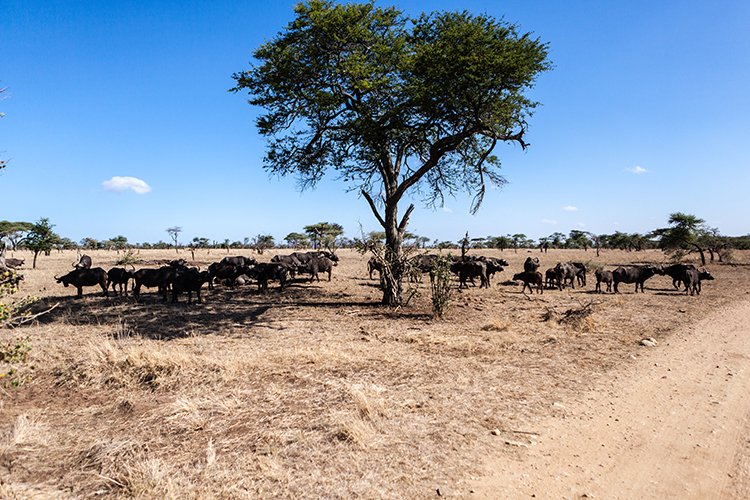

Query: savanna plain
1 248 748 498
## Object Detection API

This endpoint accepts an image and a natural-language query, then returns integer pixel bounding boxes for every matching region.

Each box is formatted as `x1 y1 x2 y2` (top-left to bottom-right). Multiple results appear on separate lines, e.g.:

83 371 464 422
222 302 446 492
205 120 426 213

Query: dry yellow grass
0 247 747 497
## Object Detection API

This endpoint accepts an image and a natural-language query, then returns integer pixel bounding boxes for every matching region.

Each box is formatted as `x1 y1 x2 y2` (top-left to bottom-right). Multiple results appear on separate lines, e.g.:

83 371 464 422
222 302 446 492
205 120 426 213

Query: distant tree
699 227 730 262
80 237 100 250
232 1 550 305
191 237 210 248
436 240 458 250
546 232 565 248
283 232 310 249
24 218 60 269
414 235 431 249
470 236 487 249
57 237 78 250
567 230 592 250
166 226 182 253
654 212 709 264
489 235 512 252
110 235 128 251
511 233 529 253
304 222 344 251
0 221 33 251
251 234 275 254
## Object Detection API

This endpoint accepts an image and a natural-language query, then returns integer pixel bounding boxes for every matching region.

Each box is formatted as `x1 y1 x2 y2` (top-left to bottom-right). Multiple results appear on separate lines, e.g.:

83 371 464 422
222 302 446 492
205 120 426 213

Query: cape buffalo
662 263 696 290
107 267 133 295
595 269 613 293
683 268 714 296
56 267 108 297
524 256 540 273
513 271 543 294
73 254 92 269
613 265 662 293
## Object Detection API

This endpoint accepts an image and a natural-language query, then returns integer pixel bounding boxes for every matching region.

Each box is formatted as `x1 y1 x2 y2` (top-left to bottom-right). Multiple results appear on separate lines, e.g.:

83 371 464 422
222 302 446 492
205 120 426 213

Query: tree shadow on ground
27 283 383 340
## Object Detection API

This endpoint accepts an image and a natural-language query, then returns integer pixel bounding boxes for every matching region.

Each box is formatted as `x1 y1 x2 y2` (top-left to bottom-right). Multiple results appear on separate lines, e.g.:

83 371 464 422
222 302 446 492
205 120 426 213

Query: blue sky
2 0 749 245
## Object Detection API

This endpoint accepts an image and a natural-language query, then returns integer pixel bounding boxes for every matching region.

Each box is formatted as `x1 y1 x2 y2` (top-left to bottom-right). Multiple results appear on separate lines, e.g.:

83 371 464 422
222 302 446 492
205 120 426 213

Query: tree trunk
382 204 404 306
33 250 40 269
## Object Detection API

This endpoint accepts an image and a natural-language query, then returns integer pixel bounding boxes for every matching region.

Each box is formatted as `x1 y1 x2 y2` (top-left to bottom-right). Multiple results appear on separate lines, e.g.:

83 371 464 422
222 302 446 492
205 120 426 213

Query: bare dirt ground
0 248 748 498
473 292 750 499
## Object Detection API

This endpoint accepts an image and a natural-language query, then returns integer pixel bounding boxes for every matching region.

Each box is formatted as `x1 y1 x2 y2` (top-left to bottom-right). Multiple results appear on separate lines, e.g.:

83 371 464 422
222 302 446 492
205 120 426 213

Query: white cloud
577 222 587 228
626 165 648 174
541 218 558 225
562 205 578 212
102 176 151 194
442 206 453 213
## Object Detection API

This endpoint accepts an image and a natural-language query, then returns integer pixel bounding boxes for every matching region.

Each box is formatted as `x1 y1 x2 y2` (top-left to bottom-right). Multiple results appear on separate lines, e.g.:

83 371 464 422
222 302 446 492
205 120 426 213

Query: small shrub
430 256 452 319
116 249 141 267
0 336 33 387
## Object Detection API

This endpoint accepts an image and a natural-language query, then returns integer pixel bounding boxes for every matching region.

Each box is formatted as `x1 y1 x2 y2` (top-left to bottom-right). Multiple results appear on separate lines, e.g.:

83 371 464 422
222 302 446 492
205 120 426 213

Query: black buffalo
133 267 173 300
451 260 489 289
220 256 257 267
612 265 662 293
595 269 613 293
571 262 587 287
107 267 133 295
367 257 384 280
171 268 212 303
545 268 558 289
662 263 696 290
297 256 335 282
56 267 108 297
208 262 249 289
478 257 507 286
683 268 714 296
513 271 544 294
73 254 93 269
524 256 540 273
248 263 289 292
554 262 578 290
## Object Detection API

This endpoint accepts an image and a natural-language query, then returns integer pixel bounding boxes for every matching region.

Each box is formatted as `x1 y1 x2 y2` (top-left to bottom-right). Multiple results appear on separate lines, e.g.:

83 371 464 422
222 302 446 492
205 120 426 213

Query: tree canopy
232 0 550 304
24 218 60 269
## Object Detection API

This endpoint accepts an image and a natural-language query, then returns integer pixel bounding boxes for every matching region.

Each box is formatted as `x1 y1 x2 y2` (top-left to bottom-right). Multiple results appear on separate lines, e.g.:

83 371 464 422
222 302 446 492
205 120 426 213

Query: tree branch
361 190 386 229
398 204 415 234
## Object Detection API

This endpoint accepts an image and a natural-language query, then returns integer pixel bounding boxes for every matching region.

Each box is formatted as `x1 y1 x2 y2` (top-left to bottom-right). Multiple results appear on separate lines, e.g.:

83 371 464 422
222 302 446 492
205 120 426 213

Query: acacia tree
284 232 310 248
166 226 182 253
232 1 550 305
304 222 344 251
24 218 60 269
250 234 275 254
0 221 33 251
655 212 709 265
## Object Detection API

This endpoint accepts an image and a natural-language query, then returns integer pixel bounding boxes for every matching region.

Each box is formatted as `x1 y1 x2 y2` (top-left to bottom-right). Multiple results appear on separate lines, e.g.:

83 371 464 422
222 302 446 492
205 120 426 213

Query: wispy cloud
562 205 578 212
626 165 648 174
442 206 453 214
102 176 151 194
541 218 558 225
577 222 587 228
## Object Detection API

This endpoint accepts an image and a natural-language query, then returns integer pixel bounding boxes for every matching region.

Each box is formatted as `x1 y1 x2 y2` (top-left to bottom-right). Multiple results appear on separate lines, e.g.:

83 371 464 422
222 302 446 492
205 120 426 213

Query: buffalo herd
53 251 715 301
54 251 339 303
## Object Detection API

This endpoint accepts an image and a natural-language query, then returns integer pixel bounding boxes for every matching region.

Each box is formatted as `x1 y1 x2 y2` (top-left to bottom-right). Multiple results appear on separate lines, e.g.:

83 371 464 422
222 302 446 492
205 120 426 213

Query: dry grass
0 247 747 497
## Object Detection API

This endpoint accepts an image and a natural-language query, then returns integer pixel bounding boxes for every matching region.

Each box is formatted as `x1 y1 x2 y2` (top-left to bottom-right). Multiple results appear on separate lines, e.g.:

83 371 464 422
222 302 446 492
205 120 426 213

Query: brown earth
0 248 747 498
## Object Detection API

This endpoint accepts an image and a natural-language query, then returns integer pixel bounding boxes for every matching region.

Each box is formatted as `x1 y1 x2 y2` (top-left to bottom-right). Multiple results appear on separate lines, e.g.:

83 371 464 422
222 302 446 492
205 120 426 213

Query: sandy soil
473 295 750 499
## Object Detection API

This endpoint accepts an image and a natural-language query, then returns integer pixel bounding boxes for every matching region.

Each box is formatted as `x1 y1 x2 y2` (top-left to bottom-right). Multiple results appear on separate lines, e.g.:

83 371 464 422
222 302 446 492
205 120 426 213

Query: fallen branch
4 302 60 328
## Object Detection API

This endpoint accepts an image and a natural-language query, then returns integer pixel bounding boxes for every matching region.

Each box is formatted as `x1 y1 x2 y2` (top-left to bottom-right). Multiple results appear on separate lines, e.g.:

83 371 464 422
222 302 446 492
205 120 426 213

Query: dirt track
473 296 750 499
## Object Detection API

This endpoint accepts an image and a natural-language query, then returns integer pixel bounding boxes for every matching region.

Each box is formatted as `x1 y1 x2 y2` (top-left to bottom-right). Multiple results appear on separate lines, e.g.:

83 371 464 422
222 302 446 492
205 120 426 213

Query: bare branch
361 190 386 229
398 204 415 234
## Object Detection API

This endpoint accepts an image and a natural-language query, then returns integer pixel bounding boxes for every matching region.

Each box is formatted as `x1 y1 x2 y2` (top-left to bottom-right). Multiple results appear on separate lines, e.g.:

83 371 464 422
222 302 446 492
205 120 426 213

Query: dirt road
473 297 750 499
